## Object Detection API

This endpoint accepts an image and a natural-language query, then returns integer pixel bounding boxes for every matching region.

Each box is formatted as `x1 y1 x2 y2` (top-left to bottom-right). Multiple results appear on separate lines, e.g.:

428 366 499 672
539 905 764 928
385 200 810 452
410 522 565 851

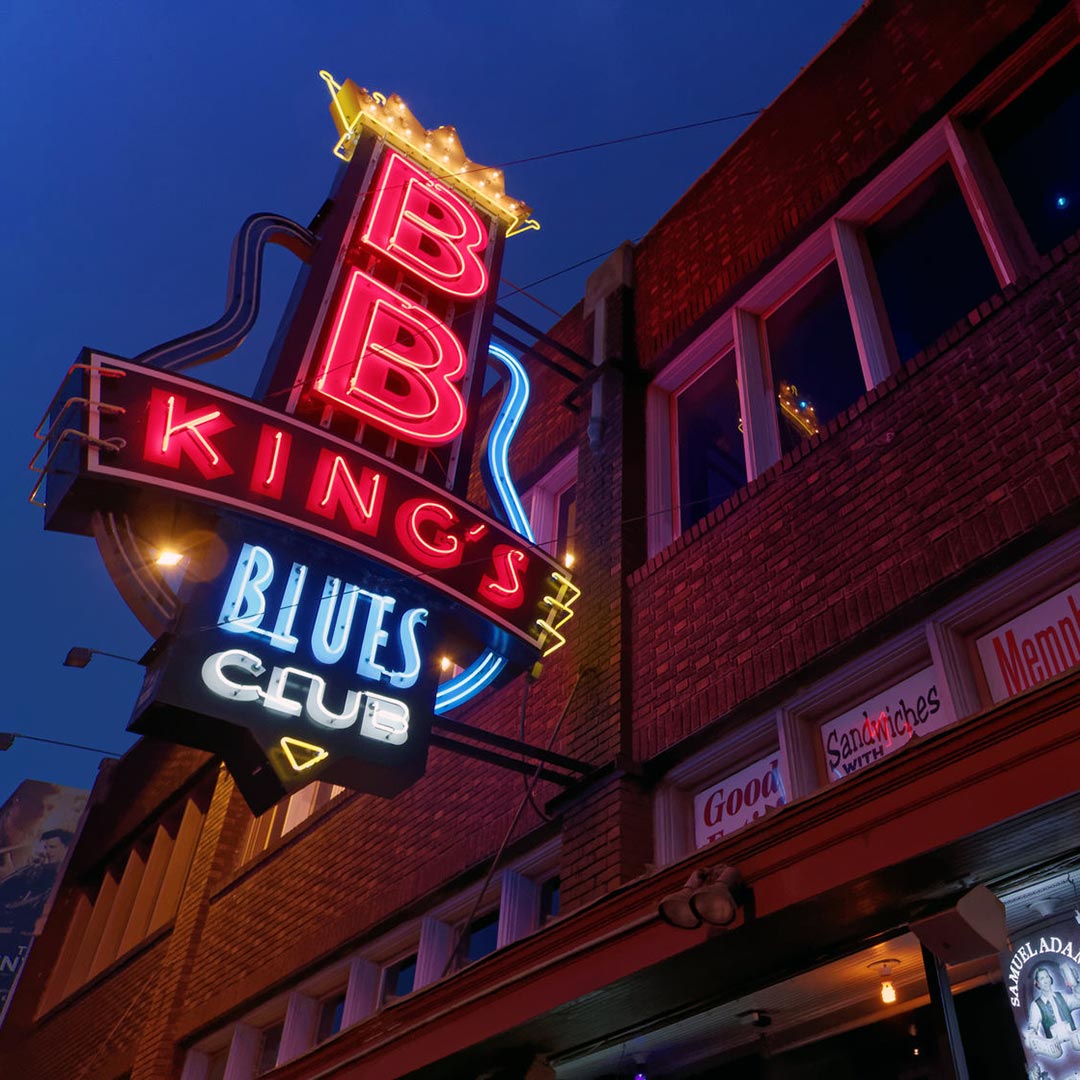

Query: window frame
240 780 346 865
526 450 578 562
648 108 1039 555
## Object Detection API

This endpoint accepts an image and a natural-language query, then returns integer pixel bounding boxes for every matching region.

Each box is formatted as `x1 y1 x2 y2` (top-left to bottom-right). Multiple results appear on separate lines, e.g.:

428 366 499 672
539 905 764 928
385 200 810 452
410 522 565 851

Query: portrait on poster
1003 920 1080 1079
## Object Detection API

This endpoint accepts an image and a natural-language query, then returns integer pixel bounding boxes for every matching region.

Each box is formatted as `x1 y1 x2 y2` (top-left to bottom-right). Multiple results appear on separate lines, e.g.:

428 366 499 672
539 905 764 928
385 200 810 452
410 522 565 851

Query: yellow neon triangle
280 737 328 772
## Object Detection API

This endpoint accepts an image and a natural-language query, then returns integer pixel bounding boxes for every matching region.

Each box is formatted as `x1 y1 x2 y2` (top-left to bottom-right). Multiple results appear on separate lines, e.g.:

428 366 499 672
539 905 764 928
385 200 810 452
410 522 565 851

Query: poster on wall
0 781 87 1017
1003 916 1080 1079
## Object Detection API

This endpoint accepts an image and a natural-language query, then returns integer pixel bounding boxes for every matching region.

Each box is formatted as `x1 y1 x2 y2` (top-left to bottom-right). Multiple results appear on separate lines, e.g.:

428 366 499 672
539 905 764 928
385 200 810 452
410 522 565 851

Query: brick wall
633 0 1050 369
6 3 1078 1073
630 236 1080 762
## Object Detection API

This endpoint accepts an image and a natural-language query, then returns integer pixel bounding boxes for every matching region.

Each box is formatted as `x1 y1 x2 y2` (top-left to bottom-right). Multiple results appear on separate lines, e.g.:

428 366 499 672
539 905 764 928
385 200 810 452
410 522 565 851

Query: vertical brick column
560 244 652 912
128 765 249 1079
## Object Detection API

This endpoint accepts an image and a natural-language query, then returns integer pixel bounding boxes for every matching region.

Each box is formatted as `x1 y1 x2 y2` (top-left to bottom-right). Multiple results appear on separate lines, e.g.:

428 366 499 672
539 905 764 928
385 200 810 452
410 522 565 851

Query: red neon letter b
313 270 468 446
361 150 489 300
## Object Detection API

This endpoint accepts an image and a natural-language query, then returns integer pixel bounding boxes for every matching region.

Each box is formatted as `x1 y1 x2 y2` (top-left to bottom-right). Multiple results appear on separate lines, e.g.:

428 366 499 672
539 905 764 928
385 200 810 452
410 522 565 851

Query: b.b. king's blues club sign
30 76 579 812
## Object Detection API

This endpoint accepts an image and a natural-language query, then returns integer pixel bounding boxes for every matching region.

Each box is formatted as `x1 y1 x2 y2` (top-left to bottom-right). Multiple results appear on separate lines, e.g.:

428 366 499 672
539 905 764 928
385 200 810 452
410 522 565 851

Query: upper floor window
866 164 999 361
676 349 745 532
984 46 1080 254
554 481 577 567
539 876 561 926
460 909 500 966
255 1022 283 1076
763 261 865 453
39 794 205 1010
380 952 418 1004
526 451 578 567
315 990 347 1044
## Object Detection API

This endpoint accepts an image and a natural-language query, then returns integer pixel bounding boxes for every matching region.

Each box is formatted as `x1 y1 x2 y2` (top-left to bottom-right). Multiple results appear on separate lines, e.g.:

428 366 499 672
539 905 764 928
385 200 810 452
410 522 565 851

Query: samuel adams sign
31 77 577 812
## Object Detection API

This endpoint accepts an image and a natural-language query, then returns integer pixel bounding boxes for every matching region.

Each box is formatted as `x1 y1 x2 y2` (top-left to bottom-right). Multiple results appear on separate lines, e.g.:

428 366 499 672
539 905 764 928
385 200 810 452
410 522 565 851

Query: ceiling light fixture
868 959 900 1004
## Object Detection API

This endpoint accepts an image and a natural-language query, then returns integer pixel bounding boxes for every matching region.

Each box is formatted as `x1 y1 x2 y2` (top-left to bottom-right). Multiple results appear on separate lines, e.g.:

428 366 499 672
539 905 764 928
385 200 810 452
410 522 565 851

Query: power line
1 731 125 757
495 110 764 168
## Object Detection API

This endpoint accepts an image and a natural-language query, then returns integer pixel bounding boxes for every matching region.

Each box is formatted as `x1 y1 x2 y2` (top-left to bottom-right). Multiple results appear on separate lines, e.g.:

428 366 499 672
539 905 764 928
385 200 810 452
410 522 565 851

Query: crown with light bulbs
320 72 539 236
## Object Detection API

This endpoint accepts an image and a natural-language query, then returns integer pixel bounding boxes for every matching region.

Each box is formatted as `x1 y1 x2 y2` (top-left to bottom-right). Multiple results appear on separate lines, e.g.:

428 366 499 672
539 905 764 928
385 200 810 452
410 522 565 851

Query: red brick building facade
5 1 1080 1076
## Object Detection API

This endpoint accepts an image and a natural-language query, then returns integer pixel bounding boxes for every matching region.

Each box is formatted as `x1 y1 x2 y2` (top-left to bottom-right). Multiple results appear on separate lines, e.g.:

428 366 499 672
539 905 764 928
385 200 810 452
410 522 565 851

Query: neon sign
132 526 438 807
49 355 559 659
1002 918 1080 1079
33 88 579 812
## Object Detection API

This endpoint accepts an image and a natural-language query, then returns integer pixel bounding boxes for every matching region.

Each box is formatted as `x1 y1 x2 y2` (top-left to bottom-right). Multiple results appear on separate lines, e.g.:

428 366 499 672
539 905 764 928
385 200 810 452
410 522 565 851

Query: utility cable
494 110 763 168
440 670 584 978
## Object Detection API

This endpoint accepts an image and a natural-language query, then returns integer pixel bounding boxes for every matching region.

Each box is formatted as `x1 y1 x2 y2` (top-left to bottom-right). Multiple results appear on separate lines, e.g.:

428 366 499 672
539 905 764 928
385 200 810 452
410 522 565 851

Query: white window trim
646 109 1037 556
653 711 788 867
189 839 562 1076
654 527 1080 858
926 528 1080 711
526 450 578 557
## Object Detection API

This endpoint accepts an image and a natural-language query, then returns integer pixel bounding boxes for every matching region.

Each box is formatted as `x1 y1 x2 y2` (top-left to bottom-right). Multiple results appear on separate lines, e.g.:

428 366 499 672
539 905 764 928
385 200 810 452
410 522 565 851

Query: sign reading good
976 581 1080 703
34 91 577 812
820 666 953 782
693 753 786 847
1002 917 1080 1078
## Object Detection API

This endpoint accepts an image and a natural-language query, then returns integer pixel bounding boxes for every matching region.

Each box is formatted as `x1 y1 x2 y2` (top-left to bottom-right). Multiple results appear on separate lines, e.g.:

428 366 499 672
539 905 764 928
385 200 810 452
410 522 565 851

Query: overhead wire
246 101 763 406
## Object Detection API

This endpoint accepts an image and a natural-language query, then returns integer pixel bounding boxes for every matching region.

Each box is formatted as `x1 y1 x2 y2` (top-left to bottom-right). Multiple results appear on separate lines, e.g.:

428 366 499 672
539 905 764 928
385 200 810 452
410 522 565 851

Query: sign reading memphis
977 581 1080 703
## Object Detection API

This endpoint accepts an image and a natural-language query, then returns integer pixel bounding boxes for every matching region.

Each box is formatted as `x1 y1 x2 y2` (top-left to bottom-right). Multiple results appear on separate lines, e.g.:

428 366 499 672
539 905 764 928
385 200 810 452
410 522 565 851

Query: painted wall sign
693 754 786 847
819 666 954 782
976 581 1080 703
1002 917 1080 1078
32 86 578 812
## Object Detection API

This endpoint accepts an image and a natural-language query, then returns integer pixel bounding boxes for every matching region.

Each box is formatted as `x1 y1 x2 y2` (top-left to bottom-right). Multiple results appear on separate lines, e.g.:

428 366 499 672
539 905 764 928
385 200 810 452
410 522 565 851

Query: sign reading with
33 86 576 812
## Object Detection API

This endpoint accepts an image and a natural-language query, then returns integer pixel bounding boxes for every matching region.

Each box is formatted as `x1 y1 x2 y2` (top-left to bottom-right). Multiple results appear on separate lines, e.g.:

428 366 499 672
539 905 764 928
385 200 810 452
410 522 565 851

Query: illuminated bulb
440 656 452 672
870 959 899 1004
564 551 575 568
156 550 183 567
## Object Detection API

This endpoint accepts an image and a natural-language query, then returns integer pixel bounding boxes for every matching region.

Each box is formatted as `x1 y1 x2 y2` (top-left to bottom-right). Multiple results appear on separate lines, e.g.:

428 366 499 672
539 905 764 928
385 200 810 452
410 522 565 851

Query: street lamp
63 646 143 669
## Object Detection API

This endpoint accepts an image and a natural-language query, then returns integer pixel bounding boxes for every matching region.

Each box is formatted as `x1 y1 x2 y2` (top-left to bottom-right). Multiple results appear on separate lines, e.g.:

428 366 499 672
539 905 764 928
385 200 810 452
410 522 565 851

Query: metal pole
921 945 970 1080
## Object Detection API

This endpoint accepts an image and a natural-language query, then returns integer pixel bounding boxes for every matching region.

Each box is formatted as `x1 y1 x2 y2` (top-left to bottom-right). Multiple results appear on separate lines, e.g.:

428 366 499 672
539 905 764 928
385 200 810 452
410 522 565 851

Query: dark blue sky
1 0 861 807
